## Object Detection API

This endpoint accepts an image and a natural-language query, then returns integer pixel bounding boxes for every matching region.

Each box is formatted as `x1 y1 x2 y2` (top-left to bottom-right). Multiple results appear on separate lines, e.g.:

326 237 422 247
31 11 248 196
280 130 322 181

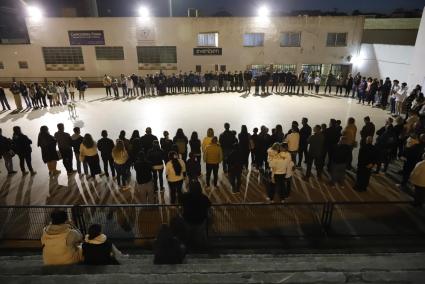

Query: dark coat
12 133 32 155
37 133 59 163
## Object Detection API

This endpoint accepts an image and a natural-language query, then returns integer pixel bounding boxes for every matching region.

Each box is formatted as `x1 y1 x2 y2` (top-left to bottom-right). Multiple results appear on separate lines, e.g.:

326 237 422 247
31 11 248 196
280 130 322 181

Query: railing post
71 205 86 236
320 202 334 235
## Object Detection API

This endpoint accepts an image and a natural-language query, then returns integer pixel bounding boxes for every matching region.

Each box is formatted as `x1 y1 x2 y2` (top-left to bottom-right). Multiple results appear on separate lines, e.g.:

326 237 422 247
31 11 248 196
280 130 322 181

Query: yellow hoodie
41 224 82 265
204 143 223 164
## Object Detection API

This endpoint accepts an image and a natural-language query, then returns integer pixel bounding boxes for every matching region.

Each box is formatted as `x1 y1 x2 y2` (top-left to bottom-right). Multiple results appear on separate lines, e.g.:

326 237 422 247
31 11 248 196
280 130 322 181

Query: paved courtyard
0 88 411 206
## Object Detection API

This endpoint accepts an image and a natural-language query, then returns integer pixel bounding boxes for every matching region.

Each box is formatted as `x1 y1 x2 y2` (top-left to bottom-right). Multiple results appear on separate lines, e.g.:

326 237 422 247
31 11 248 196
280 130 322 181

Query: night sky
2 0 425 17
95 0 425 17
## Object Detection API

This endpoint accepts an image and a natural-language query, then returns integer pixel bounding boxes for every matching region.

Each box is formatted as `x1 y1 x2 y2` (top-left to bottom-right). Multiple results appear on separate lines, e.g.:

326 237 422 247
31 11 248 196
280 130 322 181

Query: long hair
131 130 140 140
168 151 182 176
190 131 198 142
240 125 248 135
82 134 94 148
175 128 185 139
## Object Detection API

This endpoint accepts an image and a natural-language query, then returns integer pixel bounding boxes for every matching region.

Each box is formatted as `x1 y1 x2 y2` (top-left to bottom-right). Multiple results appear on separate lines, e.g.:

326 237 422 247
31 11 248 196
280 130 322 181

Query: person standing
285 122 300 164
103 74 112 97
345 73 353 97
219 123 237 174
399 134 425 190
304 125 325 180
112 78 119 98
0 87 11 111
67 80 76 101
165 151 186 204
71 127 88 176
79 134 101 179
173 128 188 161
189 131 201 164
130 73 140 96
147 140 165 192
112 140 130 189
323 119 341 170
314 74 321 94
359 116 375 147
141 127 158 155
342 117 357 170
296 70 306 95
160 131 173 163
202 128 214 153
97 130 115 178
410 153 425 207
0 128 16 175
297 118 312 167
134 151 155 203
324 72 334 94
227 143 243 193
390 80 400 115
186 152 201 182
355 136 378 192
76 77 87 100
395 82 408 116
203 137 223 189
238 125 251 170
10 82 23 110
12 126 36 175
19 81 32 108
37 126 60 176
329 136 351 187
381 77 392 109
54 123 75 175
375 117 395 174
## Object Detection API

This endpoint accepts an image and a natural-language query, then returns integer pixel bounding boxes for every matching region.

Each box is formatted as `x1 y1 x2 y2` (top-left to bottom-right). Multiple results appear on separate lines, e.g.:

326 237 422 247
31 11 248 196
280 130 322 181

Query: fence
0 201 424 241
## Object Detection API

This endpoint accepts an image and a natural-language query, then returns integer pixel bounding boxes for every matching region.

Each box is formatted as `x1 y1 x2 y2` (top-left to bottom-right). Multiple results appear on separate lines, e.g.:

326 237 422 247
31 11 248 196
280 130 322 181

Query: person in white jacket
410 153 425 207
390 80 400 115
395 82 408 116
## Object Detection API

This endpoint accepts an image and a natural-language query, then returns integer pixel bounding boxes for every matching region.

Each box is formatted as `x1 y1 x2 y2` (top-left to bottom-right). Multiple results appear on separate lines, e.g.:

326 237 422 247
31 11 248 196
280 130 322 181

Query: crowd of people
41 180 211 266
1 70 424 116
1 106 425 206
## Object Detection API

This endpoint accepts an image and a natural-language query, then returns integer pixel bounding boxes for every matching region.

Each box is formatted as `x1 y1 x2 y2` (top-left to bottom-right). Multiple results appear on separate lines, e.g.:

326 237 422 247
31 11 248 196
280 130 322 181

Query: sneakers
30 171 37 176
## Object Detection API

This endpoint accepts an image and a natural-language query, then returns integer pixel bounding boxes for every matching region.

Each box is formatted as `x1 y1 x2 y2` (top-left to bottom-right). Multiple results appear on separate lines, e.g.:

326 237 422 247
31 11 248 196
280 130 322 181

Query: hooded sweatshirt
41 223 82 265
82 234 125 265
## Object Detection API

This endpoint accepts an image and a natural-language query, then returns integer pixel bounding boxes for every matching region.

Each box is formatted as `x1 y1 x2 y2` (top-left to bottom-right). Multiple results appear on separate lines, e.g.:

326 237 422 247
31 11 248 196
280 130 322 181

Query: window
18 61 28 69
195 65 201 73
326 33 347 47
243 33 264 47
302 64 323 75
42 47 84 64
273 64 297 73
137 46 177 63
0 62 4 69
95 46 124 60
280 32 301 47
197 33 218 47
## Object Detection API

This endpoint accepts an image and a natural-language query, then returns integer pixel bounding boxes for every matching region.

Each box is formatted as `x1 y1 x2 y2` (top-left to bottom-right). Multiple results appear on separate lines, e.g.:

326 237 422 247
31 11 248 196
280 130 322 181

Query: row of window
198 32 347 47
0 61 28 69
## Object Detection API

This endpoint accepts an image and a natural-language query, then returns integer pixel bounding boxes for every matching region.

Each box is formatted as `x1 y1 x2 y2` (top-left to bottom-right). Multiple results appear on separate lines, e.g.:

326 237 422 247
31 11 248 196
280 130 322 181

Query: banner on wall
68 30 105 45
137 28 156 45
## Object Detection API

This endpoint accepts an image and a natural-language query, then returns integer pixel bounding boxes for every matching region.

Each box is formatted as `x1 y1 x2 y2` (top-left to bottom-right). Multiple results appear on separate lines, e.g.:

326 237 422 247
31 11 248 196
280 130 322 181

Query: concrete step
1 253 424 283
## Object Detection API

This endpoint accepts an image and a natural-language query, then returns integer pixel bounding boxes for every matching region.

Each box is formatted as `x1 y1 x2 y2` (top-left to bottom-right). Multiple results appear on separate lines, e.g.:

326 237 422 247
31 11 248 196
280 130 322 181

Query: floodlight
258 6 270 17
26 5 43 20
138 6 150 17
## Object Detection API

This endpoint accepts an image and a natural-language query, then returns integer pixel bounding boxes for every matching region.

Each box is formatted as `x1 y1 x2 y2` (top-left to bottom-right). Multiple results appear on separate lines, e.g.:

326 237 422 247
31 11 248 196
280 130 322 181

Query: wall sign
193 47 222 56
68 30 105 45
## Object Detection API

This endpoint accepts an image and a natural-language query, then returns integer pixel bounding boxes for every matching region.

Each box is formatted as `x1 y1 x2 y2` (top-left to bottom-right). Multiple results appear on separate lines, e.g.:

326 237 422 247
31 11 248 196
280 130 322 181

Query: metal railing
0 201 424 241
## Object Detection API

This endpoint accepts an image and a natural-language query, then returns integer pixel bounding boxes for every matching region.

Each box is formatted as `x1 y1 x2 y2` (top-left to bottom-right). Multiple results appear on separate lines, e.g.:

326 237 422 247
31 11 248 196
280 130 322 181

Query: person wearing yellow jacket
203 136 223 189
41 210 82 265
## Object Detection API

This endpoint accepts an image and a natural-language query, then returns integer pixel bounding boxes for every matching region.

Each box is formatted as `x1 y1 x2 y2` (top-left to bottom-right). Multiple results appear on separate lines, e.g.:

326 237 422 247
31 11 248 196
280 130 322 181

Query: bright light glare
138 7 150 17
350 55 362 66
26 6 43 20
258 6 270 17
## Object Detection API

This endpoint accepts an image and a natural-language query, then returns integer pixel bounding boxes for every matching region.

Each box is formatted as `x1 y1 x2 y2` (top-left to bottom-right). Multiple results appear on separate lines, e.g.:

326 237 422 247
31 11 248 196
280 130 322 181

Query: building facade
0 16 364 82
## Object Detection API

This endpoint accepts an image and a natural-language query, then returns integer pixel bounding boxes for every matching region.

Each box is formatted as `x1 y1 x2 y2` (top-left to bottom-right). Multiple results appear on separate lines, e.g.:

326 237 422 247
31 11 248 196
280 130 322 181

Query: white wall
355 43 413 83
0 16 364 80
408 7 425 88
